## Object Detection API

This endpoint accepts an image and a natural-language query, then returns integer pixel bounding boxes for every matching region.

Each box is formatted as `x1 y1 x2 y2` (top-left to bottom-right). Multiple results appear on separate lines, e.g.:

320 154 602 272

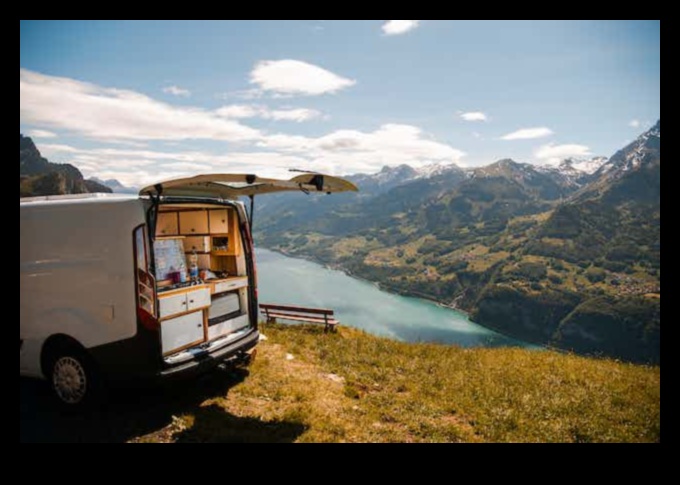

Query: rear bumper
91 328 259 384
158 329 259 379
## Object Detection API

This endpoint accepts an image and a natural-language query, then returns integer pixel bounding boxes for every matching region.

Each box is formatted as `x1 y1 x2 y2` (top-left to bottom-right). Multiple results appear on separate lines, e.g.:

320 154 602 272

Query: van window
135 224 148 270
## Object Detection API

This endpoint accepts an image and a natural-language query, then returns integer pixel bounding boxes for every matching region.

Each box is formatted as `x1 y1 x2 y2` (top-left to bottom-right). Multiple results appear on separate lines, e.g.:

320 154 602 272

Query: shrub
548 274 563 284
509 261 547 282
585 267 606 283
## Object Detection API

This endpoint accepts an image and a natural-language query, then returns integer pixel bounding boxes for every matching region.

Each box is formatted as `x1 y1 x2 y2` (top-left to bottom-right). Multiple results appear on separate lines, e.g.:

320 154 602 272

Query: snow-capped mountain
594 120 660 179
559 156 609 175
536 156 608 188
414 161 465 178
345 119 659 198
349 161 468 195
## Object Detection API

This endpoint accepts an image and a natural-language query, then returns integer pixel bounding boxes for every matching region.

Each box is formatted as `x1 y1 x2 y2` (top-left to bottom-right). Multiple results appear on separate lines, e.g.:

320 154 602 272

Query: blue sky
20 20 660 187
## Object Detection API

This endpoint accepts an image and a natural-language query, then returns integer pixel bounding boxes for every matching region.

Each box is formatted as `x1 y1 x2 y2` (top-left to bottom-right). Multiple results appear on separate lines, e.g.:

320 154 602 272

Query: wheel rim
52 356 87 404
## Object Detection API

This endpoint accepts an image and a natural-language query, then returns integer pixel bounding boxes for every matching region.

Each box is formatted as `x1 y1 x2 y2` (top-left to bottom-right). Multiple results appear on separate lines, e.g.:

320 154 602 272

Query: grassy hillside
134 325 659 443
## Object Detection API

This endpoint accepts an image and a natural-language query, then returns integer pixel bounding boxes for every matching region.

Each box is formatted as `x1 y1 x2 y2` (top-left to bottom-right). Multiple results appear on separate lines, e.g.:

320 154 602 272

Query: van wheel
47 347 99 408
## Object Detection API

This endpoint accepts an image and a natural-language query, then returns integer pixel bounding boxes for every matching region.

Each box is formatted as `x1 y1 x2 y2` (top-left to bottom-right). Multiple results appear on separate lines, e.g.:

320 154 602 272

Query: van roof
20 193 138 206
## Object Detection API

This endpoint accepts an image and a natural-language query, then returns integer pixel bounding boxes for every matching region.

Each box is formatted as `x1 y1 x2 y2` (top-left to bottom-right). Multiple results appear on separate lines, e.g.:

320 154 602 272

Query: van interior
137 202 251 360
133 173 357 363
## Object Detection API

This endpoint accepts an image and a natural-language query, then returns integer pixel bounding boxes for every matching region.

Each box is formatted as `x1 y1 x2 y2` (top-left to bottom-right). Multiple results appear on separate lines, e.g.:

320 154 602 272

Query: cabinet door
186 287 211 311
209 209 229 234
184 236 210 252
158 292 188 319
179 210 209 234
156 212 178 236
161 311 204 355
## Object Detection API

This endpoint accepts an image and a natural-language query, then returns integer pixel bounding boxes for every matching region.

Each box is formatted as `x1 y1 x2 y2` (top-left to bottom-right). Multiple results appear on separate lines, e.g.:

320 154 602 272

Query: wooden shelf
211 250 233 256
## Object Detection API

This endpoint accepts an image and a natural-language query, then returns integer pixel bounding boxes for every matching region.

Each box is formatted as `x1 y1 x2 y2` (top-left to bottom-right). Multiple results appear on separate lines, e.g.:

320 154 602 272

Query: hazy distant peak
90 176 137 194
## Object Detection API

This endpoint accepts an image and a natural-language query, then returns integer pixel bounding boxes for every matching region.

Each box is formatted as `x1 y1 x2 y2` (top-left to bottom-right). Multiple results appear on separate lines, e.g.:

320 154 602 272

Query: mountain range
256 121 660 363
19 122 660 363
20 134 112 197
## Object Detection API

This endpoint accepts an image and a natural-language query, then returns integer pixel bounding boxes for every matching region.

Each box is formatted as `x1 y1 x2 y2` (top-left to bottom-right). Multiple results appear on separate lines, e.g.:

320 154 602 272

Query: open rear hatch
139 172 358 199
140 172 357 363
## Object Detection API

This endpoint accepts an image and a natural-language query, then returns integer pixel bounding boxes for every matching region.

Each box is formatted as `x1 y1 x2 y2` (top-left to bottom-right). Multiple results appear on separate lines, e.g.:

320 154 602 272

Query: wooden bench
259 303 339 332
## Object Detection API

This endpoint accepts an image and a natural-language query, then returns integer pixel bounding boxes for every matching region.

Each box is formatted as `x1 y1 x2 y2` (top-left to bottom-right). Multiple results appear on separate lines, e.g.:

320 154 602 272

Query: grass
135 324 659 443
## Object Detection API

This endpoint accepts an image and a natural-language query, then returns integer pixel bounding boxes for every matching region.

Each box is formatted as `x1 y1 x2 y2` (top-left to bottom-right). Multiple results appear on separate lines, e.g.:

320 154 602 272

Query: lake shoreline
259 246 542 348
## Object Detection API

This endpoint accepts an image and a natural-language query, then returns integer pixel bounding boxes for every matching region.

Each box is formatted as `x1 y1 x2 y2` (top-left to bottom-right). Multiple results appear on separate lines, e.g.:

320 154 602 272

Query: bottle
188 249 199 281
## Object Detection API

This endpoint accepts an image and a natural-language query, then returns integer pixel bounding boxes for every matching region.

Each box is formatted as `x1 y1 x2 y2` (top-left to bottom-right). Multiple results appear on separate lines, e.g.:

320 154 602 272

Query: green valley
256 122 661 363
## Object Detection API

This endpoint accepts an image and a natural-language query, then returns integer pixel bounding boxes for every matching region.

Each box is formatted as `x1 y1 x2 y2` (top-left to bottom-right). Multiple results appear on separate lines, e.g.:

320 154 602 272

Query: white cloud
23 70 465 186
215 104 261 119
27 129 57 138
20 69 260 142
460 111 487 122
266 108 322 122
216 104 322 122
162 85 191 97
249 60 356 96
382 20 420 36
259 123 466 170
534 143 592 165
37 123 466 186
38 142 312 186
629 119 641 128
501 127 554 140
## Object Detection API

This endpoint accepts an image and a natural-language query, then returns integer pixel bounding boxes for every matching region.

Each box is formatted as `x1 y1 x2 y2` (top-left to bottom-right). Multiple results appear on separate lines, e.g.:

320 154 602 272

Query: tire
46 346 99 409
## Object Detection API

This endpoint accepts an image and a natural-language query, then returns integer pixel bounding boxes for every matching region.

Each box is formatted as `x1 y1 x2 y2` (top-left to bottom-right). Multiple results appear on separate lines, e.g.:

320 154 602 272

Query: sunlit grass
139 324 659 443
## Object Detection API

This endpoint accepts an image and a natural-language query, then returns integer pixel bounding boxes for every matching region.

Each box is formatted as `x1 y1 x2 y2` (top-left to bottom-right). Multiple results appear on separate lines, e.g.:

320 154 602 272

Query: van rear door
139 173 358 199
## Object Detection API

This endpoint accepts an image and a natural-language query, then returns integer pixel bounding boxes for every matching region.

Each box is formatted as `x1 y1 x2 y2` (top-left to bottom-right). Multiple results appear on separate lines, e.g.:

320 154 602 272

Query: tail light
138 307 160 331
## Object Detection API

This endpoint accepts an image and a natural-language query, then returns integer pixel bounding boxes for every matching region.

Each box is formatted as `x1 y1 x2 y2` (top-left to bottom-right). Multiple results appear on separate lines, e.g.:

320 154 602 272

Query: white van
20 173 357 407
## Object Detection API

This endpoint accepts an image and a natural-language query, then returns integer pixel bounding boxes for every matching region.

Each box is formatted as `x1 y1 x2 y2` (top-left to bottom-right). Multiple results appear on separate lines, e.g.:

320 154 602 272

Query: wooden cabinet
158 286 211 319
156 212 178 236
209 209 229 234
160 311 204 355
157 285 212 355
158 292 188 319
184 236 211 253
186 287 211 311
179 210 209 234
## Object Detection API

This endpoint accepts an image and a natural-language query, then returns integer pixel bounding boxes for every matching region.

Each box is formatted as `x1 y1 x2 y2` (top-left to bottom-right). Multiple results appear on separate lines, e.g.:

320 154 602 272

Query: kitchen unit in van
153 204 250 357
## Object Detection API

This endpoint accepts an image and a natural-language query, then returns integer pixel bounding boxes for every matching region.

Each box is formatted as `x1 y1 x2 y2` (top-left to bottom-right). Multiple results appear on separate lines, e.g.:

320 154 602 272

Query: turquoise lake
256 248 531 348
